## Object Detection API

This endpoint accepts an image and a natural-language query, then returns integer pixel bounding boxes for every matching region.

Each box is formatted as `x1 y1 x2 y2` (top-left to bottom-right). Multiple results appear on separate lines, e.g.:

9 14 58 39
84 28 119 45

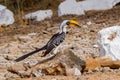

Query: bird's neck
59 25 67 34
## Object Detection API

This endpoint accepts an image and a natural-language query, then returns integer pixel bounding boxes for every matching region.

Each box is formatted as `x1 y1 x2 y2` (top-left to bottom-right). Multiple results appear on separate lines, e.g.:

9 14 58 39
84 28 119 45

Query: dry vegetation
0 0 63 25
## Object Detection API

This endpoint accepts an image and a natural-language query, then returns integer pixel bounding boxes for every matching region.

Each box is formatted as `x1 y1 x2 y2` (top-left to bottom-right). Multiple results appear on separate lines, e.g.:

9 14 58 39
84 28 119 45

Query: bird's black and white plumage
15 20 80 62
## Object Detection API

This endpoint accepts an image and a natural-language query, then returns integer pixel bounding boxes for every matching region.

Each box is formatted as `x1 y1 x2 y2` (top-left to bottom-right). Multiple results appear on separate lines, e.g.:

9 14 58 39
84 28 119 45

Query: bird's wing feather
15 33 65 61
15 45 46 62
43 32 65 56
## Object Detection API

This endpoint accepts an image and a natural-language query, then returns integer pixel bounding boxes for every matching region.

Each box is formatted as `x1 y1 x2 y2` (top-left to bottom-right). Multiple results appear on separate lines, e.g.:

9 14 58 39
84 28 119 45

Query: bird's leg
51 45 61 56
41 51 46 57
41 45 60 57
53 46 60 55
32 47 61 67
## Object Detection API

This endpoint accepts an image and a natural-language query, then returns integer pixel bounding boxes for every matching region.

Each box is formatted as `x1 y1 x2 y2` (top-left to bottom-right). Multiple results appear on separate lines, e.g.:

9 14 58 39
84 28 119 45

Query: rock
98 26 120 60
44 63 66 75
66 68 81 76
23 10 53 21
65 49 86 70
0 5 14 26
101 60 120 69
101 67 113 72
66 67 81 76
58 0 120 16
74 68 81 76
58 0 84 16
60 49 86 74
19 70 32 78
32 70 42 77
93 44 99 48
78 0 120 11
86 21 92 26
0 4 6 10
85 58 101 71
85 70 94 74
8 63 28 74
85 57 120 70
4 72 20 79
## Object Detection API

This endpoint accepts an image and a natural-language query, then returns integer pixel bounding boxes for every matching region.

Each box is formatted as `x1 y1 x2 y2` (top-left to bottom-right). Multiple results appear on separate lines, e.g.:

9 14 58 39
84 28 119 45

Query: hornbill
15 20 80 62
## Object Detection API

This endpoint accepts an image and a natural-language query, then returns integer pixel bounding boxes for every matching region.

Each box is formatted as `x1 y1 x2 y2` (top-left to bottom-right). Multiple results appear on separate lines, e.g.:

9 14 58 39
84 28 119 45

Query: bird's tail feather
15 46 46 62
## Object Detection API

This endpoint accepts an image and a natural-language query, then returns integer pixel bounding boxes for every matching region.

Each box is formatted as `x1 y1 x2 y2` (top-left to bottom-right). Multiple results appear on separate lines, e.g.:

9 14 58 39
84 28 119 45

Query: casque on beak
68 20 81 28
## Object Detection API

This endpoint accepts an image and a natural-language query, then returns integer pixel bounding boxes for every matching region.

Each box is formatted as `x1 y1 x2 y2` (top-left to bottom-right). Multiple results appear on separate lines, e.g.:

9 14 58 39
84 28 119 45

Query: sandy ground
0 5 120 80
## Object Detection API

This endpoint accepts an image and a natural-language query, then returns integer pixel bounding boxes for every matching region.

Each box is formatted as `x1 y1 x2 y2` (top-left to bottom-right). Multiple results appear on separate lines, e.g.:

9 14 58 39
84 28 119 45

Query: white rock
74 68 81 76
58 0 120 16
86 21 92 25
0 5 14 26
0 5 6 10
66 67 81 76
32 70 42 77
93 44 99 48
58 0 85 16
24 10 53 21
79 0 120 11
98 26 120 60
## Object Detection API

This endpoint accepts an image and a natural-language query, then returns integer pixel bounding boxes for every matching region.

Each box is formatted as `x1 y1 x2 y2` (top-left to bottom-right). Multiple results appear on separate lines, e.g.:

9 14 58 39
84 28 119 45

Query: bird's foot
41 52 47 57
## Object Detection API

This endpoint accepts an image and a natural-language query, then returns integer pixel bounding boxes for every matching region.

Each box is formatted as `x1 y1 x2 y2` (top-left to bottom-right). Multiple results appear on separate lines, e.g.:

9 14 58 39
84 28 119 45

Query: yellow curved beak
69 20 80 28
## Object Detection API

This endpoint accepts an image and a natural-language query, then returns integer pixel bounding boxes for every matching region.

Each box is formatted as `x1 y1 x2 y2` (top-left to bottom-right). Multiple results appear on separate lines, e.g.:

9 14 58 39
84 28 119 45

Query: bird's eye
66 21 70 25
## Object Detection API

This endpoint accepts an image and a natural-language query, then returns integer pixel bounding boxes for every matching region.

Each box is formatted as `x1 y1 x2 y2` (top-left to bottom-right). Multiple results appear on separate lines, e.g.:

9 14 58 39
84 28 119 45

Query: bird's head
59 20 80 33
